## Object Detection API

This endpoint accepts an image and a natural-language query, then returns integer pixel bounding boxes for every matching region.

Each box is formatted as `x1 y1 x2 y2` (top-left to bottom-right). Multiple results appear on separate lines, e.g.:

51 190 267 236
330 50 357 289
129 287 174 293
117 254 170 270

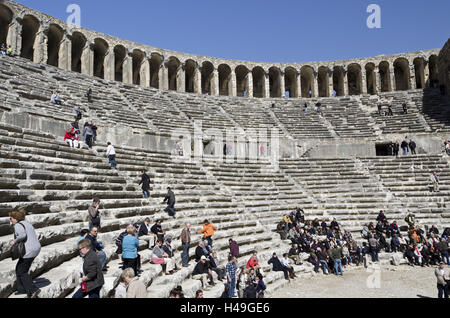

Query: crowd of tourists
387 136 417 157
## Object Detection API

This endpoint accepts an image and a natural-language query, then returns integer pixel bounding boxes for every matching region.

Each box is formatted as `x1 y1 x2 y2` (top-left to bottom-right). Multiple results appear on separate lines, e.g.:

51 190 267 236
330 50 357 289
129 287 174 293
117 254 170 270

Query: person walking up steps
139 170 151 199
198 220 217 247
162 187 176 217
106 142 117 169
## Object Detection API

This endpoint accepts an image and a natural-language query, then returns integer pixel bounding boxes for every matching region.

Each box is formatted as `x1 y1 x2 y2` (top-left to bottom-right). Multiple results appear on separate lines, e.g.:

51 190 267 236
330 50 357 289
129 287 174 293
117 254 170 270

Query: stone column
297 71 302 98
313 71 319 98
122 53 133 84
327 68 334 97
389 67 396 91
194 66 202 94
212 69 219 96
140 58 150 87
81 42 93 76
160 61 168 90
409 64 416 89
279 71 286 98
177 63 185 93
6 19 22 56
424 60 430 88
34 25 47 64
247 71 253 98
103 48 115 81
343 68 349 96
229 70 237 97
361 68 368 94
58 34 72 71
375 66 381 94
264 72 270 98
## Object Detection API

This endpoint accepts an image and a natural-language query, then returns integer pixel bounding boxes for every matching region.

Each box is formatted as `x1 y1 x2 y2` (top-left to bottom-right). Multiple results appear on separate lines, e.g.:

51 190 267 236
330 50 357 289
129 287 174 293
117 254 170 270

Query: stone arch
185 59 197 93
379 61 391 92
252 66 266 98
284 67 298 98
71 31 86 73
131 49 145 85
0 4 13 46
347 63 362 95
413 57 425 89
46 23 64 67
113 45 126 82
429 55 439 88
167 56 180 91
201 61 214 95
235 65 250 97
150 52 163 89
269 67 282 98
393 58 411 91
93 38 109 79
218 64 232 96
365 63 377 95
300 66 315 98
333 66 345 96
20 14 40 61
317 66 329 97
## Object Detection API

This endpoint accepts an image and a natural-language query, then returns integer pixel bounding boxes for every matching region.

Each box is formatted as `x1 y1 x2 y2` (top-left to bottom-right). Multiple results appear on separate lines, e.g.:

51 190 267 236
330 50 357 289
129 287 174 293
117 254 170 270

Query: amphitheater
0 1 449 298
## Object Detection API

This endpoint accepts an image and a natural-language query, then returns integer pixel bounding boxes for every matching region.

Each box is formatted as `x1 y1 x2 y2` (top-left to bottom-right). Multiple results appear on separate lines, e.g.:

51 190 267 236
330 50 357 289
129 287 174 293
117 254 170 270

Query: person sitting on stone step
288 244 302 265
202 240 213 258
192 255 214 289
138 218 155 246
86 226 107 271
162 237 178 271
121 267 147 298
50 91 62 105
268 252 293 280
64 127 79 149
151 239 175 275
195 241 205 262
246 251 263 275
150 219 165 242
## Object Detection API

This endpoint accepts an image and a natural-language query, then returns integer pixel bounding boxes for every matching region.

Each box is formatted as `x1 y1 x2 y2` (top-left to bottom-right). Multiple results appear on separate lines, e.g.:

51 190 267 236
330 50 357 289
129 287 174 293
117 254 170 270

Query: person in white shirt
430 172 440 192
106 142 117 169
50 92 62 105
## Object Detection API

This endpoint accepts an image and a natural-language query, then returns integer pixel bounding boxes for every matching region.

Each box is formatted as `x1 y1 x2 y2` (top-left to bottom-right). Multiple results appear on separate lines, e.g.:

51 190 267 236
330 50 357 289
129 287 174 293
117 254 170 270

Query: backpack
11 222 27 260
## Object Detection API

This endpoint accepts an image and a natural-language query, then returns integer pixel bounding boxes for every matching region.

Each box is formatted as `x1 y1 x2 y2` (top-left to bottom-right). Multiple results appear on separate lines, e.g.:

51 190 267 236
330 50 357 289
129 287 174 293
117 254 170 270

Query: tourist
221 285 231 298
6 45 13 56
50 91 62 105
393 142 400 157
138 218 156 247
195 290 203 298
368 235 379 262
331 244 344 276
437 238 450 265
106 142 117 169
304 103 308 114
64 127 79 149
88 198 101 229
402 103 408 115
86 226 107 271
316 102 322 114
151 240 175 275
202 240 213 258
255 273 266 298
430 172 440 193
150 219 165 242
90 121 98 145
119 267 147 298
401 139 409 156
435 262 449 298
387 105 393 116
73 239 104 298
180 224 191 267
0 43 6 56
378 104 383 116
229 238 239 258
281 253 297 278
162 238 176 269
9 209 41 298
342 243 352 266
122 225 139 275
195 241 205 262
192 256 214 288
209 251 226 281
243 279 257 298
246 252 262 274
86 87 93 103
268 252 293 280
162 187 176 217
114 274 127 298
77 229 90 243
226 256 238 297
83 122 94 149
288 244 302 265
139 170 151 199
197 220 217 247
72 106 82 121
409 139 417 155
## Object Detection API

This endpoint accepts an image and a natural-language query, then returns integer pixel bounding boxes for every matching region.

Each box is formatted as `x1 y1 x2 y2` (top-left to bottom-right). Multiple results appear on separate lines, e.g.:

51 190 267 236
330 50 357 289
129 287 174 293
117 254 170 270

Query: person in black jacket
243 281 257 298
192 256 214 288
268 253 292 280
86 227 107 271
162 187 176 218
139 170 151 199
195 241 205 262
151 219 165 242
73 239 104 298
409 140 417 155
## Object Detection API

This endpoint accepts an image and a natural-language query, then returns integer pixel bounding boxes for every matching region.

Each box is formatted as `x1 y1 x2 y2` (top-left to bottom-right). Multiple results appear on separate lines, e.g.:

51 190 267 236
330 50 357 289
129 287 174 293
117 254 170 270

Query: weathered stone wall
438 38 450 96
0 0 441 99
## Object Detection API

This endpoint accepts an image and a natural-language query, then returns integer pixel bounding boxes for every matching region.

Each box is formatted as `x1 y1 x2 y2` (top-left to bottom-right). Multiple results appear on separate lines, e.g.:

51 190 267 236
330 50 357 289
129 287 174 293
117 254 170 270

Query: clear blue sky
15 0 450 63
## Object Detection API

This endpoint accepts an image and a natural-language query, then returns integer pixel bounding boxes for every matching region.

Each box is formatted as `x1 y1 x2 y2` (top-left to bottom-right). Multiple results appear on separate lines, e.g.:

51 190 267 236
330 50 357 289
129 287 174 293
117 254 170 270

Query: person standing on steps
435 262 449 298
180 224 191 267
162 187 176 217
73 239 104 298
9 209 41 298
401 138 409 156
86 87 93 103
83 122 94 149
226 256 238 298
139 170 151 199
88 198 101 229
90 121 98 145
409 139 417 155
198 220 217 247
106 142 117 169
430 172 440 193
